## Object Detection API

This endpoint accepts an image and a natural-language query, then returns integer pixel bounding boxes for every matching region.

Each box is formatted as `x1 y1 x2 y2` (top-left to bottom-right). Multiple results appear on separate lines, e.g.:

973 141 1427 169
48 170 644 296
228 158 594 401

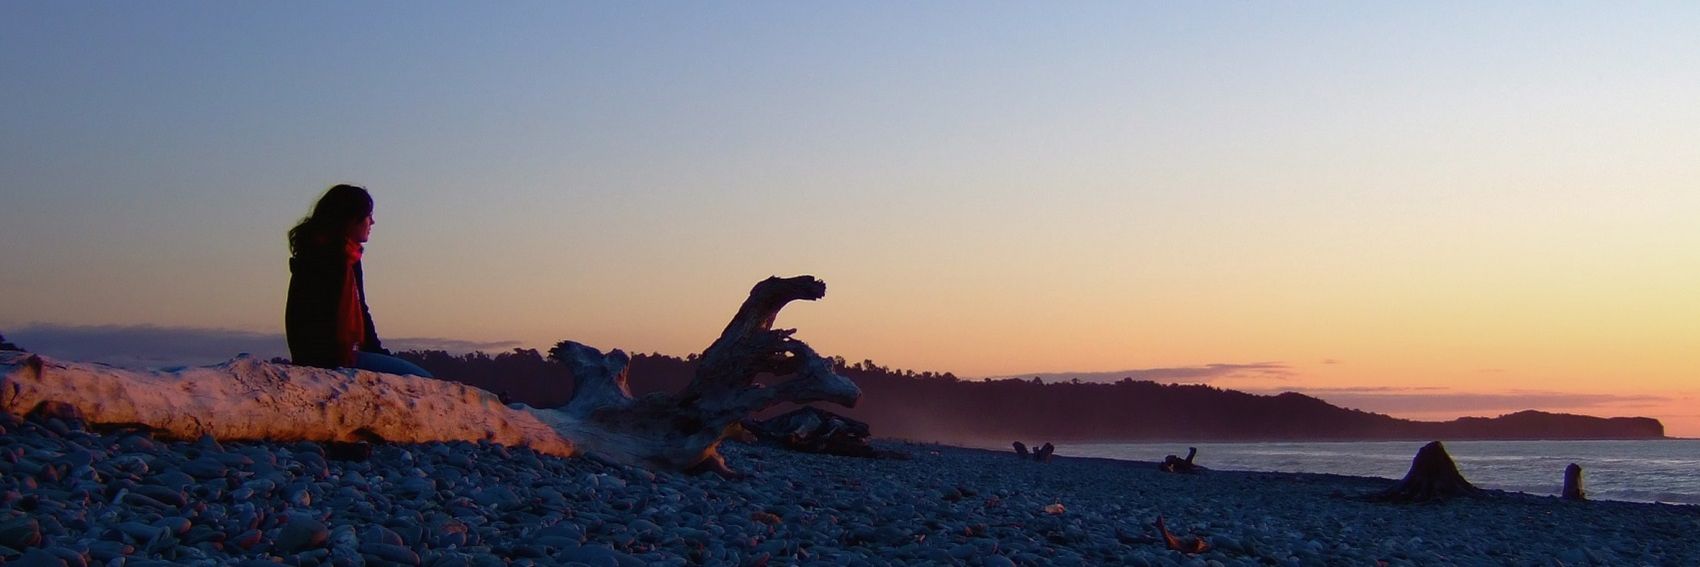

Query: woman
285 184 432 377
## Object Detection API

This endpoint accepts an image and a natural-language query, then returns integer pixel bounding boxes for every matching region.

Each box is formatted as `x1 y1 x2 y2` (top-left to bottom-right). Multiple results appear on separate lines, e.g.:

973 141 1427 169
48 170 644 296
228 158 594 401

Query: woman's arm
354 262 387 354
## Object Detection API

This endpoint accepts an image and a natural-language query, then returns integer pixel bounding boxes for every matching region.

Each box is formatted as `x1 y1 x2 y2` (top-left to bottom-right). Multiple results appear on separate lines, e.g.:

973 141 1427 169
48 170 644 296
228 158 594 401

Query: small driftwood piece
1562 463 1586 501
747 406 891 459
1034 442 1055 462
1160 446 1201 473
1369 441 1481 502
1154 515 1210 554
1012 441 1030 459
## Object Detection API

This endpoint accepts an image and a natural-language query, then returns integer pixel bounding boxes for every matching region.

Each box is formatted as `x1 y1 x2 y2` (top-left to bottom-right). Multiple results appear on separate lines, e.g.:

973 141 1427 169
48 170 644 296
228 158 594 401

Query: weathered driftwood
745 406 888 459
1160 446 1201 473
1154 515 1211 554
0 351 576 456
547 275 860 475
1034 442 1055 462
1370 441 1481 502
0 275 860 476
1562 463 1586 501
1012 441 1055 462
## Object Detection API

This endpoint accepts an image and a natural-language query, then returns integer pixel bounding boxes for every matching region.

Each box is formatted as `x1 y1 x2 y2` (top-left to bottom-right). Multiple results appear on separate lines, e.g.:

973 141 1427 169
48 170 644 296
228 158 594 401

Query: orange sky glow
3 4 1696 436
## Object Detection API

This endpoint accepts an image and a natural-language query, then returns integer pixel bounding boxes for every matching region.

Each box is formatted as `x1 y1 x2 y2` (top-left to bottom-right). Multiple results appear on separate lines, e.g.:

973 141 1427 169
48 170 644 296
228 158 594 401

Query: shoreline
3 416 1697 565
1031 438 1700 507
921 439 1700 505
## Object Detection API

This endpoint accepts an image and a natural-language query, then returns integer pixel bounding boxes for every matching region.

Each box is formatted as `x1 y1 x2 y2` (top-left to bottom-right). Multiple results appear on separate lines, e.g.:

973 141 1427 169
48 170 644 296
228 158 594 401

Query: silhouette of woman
286 184 432 377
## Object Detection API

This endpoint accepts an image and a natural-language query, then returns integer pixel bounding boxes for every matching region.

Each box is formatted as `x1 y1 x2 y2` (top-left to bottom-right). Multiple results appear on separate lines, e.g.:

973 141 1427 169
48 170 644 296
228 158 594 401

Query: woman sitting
285 184 432 377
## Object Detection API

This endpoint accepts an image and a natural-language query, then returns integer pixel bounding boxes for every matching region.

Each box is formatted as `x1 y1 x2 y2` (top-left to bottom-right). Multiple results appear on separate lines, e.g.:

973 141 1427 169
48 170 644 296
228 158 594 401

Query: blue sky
3 2 1697 433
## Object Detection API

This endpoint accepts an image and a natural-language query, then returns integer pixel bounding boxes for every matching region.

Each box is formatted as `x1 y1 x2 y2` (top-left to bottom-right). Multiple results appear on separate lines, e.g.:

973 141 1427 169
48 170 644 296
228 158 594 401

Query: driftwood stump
1562 463 1586 501
548 275 860 475
1370 441 1481 502
1160 447 1201 473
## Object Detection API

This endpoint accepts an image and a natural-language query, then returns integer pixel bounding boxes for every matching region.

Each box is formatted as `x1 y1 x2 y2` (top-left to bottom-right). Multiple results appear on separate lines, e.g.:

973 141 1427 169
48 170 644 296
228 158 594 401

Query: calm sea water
1053 440 1700 505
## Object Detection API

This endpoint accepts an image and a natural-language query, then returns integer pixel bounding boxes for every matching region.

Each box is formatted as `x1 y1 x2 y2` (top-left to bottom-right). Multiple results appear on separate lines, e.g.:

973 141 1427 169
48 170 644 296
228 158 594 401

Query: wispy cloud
983 362 1291 384
1256 386 1672 415
384 337 524 353
5 324 518 369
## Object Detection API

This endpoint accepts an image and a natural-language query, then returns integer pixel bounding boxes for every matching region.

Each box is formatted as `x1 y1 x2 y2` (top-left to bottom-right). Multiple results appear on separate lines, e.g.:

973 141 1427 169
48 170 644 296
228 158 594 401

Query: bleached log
0 351 575 456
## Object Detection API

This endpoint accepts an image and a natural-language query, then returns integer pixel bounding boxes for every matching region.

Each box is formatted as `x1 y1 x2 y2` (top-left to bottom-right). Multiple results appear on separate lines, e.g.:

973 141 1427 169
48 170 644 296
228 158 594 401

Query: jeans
353 351 434 378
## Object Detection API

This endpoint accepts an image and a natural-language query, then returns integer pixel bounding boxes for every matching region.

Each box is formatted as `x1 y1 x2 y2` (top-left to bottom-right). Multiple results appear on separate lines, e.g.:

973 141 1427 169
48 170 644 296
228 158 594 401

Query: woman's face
350 214 374 243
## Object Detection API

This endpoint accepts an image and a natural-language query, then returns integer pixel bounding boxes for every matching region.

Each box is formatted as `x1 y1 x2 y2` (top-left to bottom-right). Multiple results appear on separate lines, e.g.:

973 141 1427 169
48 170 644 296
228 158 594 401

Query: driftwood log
1034 442 1055 462
744 406 884 459
0 275 860 476
1160 447 1201 473
547 275 859 475
0 352 576 455
1011 441 1055 462
1562 463 1586 501
1369 441 1481 502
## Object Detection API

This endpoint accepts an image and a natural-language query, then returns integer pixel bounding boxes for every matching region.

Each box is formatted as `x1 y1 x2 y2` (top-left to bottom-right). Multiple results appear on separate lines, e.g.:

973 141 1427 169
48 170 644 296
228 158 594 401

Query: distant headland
395 348 1665 444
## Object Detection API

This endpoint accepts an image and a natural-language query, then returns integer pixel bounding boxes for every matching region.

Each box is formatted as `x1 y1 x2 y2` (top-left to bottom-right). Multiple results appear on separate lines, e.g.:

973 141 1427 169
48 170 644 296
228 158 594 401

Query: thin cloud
984 362 1291 384
1268 387 1672 415
9 324 287 368
384 337 524 353
1287 386 1448 394
6 323 518 369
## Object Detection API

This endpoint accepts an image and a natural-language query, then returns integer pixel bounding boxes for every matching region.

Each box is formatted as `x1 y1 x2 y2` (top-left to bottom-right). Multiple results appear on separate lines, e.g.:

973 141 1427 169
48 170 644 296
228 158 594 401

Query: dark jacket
285 242 384 368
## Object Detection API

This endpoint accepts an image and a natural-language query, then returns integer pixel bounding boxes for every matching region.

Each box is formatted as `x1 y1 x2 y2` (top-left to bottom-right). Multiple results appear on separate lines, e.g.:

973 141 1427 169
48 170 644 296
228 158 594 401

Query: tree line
394 345 1663 443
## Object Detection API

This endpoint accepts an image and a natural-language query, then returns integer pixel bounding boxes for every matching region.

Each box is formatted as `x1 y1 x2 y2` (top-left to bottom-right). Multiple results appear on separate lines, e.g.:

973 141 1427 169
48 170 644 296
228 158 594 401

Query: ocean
1053 439 1700 505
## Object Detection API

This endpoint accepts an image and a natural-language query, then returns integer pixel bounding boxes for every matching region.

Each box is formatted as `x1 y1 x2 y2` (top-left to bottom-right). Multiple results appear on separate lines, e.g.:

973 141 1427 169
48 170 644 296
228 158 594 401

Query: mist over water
1056 439 1700 505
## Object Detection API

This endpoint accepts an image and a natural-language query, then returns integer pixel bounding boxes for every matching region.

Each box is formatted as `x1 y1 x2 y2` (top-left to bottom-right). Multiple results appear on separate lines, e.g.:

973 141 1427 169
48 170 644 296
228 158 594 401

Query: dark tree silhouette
399 352 1664 444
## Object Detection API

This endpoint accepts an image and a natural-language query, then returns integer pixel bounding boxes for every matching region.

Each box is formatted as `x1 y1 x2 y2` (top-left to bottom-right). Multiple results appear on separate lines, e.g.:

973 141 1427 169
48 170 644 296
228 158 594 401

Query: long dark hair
289 184 373 255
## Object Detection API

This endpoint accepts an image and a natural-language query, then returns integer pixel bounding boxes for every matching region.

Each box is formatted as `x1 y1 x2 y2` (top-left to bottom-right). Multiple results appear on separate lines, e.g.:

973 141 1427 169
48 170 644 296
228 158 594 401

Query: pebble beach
3 412 1697 567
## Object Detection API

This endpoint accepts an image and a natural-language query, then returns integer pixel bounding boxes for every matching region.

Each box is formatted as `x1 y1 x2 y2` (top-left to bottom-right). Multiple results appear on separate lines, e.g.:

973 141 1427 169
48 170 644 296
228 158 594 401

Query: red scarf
334 240 366 366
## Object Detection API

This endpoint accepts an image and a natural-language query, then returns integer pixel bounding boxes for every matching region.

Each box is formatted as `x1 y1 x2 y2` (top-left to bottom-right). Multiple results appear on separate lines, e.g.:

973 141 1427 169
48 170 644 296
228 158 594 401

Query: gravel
2 410 1697 566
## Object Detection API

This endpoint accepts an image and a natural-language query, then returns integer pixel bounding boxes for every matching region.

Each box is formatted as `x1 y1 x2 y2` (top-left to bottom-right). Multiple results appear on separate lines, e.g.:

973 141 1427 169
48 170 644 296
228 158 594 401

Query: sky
3 3 1697 435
